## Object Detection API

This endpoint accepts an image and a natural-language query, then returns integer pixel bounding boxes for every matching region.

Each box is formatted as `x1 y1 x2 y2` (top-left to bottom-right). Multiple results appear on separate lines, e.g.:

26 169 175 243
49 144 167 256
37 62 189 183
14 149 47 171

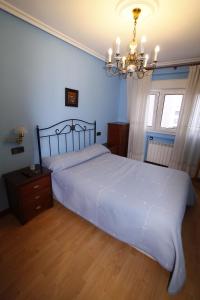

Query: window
146 90 184 133
161 95 183 129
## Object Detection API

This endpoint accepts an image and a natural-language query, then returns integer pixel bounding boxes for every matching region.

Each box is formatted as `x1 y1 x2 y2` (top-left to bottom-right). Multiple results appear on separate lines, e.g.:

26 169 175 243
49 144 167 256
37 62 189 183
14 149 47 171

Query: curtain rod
156 61 200 69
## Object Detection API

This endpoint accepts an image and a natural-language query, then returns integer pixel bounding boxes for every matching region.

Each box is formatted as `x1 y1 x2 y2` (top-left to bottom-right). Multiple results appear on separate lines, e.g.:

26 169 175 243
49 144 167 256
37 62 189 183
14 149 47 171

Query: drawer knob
34 195 40 200
35 205 41 210
33 185 40 189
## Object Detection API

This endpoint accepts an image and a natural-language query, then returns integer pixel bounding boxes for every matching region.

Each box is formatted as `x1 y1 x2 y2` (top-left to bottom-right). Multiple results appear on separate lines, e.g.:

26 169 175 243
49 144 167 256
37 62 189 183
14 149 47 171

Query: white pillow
42 151 81 172
80 143 110 159
42 143 110 172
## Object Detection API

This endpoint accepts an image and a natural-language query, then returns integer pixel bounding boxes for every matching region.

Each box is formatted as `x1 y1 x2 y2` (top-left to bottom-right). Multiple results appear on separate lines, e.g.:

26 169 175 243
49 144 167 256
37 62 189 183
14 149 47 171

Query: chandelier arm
106 66 121 77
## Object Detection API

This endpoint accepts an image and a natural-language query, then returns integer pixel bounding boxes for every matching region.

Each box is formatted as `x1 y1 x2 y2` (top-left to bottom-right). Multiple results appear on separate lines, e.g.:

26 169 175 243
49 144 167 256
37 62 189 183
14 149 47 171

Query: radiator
146 140 173 166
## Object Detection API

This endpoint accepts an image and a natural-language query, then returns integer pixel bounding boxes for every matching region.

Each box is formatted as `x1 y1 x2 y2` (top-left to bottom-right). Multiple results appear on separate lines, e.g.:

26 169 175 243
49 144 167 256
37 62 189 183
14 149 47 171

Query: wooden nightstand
103 143 119 155
3 166 53 224
107 122 129 157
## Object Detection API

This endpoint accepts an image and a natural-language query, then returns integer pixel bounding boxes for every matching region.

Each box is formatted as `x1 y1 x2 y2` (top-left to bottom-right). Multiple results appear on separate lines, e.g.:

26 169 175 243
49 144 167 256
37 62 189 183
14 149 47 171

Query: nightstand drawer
19 176 51 196
21 188 53 222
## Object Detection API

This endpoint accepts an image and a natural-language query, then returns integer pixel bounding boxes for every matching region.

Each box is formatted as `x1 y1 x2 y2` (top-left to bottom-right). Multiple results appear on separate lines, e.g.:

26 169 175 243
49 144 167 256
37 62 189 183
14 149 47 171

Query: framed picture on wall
65 88 79 107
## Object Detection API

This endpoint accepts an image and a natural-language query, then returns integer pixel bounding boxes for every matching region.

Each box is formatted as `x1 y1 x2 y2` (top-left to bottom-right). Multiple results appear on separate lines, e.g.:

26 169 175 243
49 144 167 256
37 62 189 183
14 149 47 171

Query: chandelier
105 8 160 79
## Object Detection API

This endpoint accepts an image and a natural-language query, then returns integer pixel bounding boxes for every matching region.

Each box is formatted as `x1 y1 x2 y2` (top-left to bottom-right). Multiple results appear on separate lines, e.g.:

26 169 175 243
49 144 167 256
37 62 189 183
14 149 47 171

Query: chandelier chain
133 19 137 42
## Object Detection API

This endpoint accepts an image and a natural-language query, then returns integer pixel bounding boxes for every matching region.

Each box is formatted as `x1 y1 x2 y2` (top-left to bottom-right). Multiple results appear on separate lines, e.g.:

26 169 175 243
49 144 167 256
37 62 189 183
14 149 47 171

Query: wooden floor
0 181 200 300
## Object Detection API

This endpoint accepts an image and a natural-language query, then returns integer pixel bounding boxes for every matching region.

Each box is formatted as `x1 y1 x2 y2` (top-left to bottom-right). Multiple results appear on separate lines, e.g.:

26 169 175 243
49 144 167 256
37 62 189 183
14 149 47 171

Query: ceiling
1 0 200 65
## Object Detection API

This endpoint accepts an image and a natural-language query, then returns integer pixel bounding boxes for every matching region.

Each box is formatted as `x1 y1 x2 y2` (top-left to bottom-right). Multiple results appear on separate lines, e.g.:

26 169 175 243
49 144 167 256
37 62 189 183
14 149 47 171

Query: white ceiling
1 0 200 65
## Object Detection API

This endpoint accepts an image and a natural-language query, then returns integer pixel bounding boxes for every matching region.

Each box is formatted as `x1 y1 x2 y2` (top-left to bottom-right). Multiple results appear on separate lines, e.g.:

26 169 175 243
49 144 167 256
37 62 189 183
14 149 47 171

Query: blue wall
152 66 189 80
0 10 120 211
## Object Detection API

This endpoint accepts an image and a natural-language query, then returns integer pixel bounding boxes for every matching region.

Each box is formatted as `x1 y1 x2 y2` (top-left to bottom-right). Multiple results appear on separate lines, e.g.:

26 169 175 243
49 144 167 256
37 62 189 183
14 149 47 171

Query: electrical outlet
96 132 101 136
11 146 24 155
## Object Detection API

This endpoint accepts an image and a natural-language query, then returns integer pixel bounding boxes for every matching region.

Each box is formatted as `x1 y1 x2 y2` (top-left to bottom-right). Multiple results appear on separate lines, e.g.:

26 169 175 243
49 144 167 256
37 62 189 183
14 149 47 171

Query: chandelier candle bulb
108 48 113 63
122 56 126 69
144 54 149 67
154 45 160 61
140 36 146 53
116 37 121 54
130 43 136 54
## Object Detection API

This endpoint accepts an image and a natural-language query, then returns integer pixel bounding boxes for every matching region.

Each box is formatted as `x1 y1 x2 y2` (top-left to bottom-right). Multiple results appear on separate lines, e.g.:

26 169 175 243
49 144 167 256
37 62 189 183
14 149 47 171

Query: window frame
146 88 185 134
146 92 159 129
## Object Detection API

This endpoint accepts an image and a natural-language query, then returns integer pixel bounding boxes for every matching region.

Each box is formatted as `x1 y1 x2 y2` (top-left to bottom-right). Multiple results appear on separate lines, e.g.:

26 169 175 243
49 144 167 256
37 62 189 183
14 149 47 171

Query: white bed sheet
51 153 195 294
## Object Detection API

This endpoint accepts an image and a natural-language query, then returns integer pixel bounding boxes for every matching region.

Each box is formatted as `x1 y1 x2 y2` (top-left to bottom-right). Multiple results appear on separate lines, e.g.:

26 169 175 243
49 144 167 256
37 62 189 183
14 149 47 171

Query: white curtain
169 65 200 176
127 74 152 161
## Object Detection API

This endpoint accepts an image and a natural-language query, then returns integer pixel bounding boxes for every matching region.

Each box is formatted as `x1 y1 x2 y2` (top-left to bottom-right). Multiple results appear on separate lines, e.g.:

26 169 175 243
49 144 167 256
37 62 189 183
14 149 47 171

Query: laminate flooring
0 181 199 300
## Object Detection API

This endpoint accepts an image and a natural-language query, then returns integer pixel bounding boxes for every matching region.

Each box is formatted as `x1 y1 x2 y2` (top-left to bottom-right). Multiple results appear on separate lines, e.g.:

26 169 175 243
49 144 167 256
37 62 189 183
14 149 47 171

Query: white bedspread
52 153 195 294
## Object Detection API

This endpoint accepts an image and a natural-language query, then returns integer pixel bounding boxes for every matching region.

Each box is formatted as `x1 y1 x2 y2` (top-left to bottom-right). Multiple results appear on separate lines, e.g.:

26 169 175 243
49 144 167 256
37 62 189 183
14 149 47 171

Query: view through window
146 90 184 132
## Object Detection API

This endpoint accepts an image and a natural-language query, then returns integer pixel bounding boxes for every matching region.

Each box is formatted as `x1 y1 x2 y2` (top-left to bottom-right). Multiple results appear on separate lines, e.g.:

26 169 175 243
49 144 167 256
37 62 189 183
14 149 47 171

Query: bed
36 119 196 294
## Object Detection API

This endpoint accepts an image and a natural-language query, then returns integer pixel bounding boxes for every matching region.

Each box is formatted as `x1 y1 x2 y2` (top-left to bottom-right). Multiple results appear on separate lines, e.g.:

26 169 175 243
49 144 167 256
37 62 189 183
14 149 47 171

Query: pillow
80 143 110 159
42 151 82 172
42 143 110 172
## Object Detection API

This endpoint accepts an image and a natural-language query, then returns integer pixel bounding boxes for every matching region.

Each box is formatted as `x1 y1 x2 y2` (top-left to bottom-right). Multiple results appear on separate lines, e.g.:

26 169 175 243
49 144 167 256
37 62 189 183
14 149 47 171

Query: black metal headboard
36 119 96 167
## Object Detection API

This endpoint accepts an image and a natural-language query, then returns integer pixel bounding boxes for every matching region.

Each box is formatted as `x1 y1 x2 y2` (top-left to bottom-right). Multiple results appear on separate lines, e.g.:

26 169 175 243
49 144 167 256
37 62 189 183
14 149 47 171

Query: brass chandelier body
105 8 160 79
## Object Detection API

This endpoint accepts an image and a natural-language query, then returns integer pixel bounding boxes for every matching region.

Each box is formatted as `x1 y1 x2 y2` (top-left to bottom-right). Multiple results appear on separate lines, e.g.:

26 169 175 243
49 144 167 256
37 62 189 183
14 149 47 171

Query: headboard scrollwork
36 119 96 167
